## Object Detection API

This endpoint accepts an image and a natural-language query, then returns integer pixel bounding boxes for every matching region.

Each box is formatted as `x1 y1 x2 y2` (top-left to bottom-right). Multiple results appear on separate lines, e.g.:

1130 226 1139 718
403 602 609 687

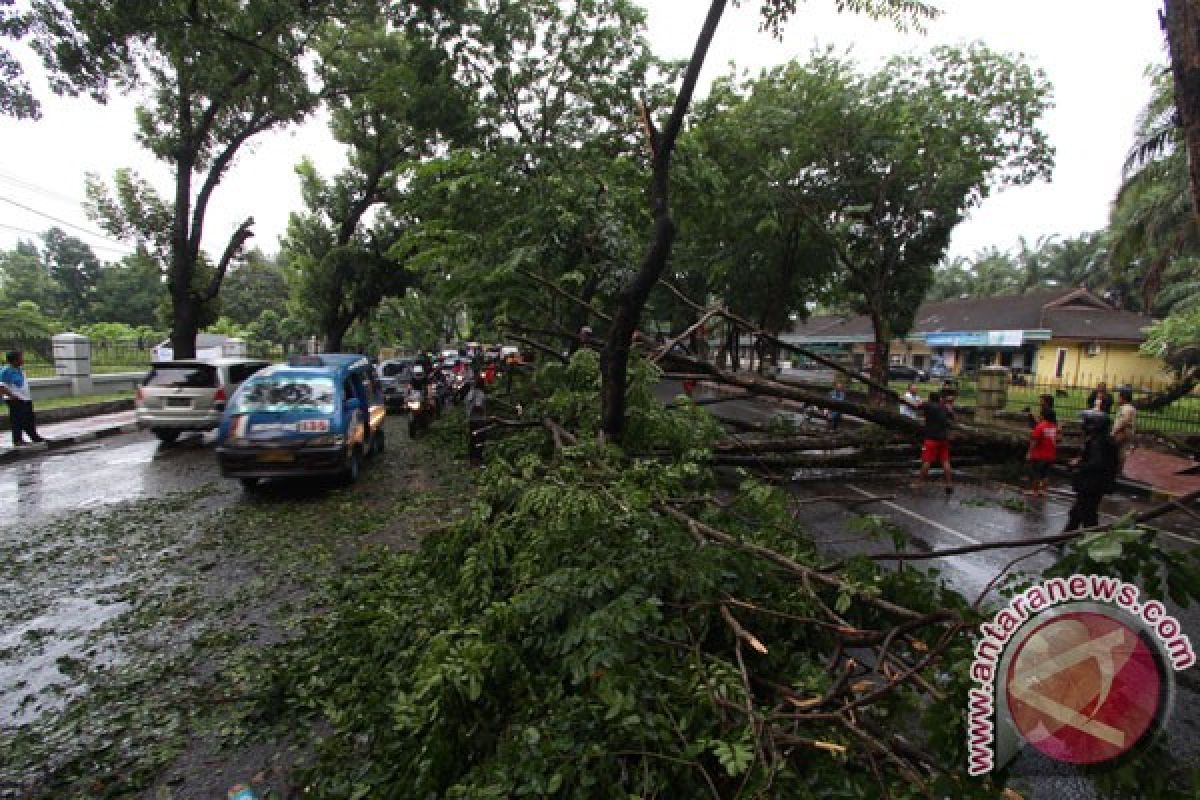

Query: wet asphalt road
0 430 220 527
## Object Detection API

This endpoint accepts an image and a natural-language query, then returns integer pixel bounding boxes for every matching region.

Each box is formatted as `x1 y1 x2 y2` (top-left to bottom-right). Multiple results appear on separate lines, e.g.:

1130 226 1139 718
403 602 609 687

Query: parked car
928 362 951 380
215 354 387 490
886 364 929 383
136 357 269 443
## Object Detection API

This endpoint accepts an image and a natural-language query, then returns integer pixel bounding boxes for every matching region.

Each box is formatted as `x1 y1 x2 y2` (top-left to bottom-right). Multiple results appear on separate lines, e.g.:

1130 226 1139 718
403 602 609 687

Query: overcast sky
0 1 1168 264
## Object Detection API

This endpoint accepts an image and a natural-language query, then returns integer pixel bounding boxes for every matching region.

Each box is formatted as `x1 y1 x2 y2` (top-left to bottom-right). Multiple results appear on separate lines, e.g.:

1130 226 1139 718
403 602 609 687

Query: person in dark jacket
1064 410 1120 531
1085 382 1114 414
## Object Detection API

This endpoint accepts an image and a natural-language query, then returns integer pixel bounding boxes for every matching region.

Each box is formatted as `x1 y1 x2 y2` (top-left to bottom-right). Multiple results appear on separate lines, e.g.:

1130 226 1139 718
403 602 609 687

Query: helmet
1080 409 1109 434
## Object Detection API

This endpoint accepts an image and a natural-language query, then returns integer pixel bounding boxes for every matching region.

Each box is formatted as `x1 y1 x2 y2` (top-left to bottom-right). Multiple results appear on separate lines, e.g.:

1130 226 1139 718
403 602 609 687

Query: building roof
789 288 1156 343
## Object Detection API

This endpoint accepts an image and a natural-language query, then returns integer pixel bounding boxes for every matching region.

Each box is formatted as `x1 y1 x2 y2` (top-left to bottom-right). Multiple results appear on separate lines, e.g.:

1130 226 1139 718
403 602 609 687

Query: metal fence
0 337 318 380
944 375 1200 435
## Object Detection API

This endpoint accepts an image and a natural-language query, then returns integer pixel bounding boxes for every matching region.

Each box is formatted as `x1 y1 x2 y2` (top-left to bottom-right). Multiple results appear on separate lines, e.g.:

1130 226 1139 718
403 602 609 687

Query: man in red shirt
912 391 954 493
1024 408 1058 497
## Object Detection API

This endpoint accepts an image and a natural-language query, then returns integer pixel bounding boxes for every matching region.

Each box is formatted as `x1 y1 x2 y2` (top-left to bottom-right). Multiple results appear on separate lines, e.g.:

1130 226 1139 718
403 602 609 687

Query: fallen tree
257 354 1200 799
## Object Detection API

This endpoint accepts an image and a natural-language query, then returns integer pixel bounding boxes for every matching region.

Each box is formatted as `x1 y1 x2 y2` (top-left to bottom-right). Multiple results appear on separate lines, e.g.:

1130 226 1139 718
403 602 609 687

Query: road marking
1042 498 1200 546
845 483 982 546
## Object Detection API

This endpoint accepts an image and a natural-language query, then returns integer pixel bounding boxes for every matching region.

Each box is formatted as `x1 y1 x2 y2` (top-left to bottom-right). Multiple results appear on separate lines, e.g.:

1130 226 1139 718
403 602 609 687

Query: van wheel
341 446 362 485
153 429 180 444
239 477 261 492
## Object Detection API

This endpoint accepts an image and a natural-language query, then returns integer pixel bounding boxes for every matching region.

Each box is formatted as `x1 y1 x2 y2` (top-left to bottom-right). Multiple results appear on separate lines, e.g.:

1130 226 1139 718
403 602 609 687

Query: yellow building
784 288 1170 388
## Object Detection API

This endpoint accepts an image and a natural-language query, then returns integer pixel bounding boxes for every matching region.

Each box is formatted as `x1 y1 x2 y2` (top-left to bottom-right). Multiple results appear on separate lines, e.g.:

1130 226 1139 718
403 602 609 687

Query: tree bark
662 351 1034 455
867 307 891 405
1164 0 1200 216
600 0 727 440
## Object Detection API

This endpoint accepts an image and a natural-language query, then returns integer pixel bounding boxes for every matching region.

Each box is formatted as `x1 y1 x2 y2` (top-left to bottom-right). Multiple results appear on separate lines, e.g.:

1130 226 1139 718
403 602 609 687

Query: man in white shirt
0 351 46 447
1111 387 1137 470
900 383 921 419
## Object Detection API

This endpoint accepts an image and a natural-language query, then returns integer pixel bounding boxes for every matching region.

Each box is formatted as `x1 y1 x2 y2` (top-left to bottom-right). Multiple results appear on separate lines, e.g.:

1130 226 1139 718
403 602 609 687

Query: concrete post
53 332 93 396
976 366 1009 425
222 337 247 357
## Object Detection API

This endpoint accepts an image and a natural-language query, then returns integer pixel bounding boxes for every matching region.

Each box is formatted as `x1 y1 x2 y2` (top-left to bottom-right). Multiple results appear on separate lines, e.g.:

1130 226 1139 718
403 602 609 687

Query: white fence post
52 332 93 397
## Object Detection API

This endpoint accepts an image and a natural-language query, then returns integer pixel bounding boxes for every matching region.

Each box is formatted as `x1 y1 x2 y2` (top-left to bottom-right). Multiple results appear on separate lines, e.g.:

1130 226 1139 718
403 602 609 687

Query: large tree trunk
325 314 355 352
867 308 891 405
600 0 727 439
1164 0 1200 216
170 292 200 360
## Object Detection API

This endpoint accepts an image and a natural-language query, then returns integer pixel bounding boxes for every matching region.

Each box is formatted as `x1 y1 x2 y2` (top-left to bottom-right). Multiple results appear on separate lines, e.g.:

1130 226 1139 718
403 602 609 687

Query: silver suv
136 358 269 443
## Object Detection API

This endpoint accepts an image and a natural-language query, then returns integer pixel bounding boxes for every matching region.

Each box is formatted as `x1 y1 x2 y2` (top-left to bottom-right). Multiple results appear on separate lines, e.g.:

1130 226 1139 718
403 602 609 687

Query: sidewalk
0 410 138 462
1123 448 1200 500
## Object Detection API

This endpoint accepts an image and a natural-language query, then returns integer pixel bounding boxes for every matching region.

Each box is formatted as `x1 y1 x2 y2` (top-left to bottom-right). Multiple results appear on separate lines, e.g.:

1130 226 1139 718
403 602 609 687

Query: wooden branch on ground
713 432 900 454
661 352 1031 454
662 504 934 621
865 488 1200 562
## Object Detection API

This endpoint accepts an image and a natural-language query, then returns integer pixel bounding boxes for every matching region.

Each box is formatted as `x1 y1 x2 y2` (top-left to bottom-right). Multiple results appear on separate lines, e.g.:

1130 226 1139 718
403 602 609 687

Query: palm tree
1108 67 1200 313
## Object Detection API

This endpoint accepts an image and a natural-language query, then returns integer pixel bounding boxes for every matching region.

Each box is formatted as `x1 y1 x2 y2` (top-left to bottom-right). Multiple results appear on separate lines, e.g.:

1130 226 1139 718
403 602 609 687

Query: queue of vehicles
132 343 521 490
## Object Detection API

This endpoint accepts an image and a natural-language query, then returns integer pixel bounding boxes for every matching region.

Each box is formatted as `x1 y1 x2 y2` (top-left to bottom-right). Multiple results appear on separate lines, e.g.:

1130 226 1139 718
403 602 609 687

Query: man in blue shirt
0 351 46 447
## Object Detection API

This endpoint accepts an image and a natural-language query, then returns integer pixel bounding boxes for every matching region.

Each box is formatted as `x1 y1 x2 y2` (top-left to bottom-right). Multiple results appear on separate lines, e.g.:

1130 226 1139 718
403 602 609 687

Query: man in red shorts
913 390 954 494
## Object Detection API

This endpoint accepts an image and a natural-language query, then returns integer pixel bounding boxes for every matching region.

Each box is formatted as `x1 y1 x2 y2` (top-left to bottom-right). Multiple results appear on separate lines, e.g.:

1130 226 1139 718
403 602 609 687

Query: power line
0 170 85 208
0 222 135 257
0 194 134 250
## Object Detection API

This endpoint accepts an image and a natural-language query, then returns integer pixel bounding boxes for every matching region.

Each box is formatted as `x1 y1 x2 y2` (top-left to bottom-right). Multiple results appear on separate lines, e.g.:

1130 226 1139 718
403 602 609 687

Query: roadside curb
0 421 139 464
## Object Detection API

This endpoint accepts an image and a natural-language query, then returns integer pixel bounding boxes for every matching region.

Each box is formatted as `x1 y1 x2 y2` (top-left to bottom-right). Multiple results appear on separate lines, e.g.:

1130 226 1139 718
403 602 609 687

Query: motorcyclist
409 364 428 392
1064 409 1120 531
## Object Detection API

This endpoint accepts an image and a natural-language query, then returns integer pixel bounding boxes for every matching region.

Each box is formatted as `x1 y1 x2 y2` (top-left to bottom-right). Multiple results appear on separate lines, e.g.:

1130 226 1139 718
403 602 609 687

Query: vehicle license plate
256 450 295 463
166 397 191 408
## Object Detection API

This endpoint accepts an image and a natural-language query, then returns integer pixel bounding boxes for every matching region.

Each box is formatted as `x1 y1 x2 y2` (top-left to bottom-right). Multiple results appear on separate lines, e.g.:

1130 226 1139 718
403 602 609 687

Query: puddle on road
0 438 219 528
0 592 130 726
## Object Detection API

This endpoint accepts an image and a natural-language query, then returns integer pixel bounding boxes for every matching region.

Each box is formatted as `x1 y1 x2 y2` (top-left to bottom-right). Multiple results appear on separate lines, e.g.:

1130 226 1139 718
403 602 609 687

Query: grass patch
33 392 133 411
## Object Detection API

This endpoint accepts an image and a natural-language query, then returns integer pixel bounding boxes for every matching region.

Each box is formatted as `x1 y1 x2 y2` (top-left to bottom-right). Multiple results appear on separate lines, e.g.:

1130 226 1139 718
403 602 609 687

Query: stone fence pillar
222 337 247 357
53 332 93 396
976 366 1009 425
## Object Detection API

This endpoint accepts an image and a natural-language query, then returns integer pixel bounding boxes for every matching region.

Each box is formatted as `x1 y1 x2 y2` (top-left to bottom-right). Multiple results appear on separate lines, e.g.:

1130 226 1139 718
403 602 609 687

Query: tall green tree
0 239 61 316
88 249 164 327
1108 67 1200 312
40 227 100 323
220 249 290 327
28 0 457 358
395 0 666 355
282 11 469 351
0 0 37 118
776 44 1053 394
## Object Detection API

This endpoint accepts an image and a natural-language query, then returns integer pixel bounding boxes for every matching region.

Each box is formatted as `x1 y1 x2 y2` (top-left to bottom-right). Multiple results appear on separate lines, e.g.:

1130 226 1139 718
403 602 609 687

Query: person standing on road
1024 408 1058 497
1064 410 1120 532
465 380 488 466
912 390 954 493
1086 381 1114 414
829 380 846 431
1024 393 1054 429
1111 387 1137 471
0 351 46 447
900 383 920 419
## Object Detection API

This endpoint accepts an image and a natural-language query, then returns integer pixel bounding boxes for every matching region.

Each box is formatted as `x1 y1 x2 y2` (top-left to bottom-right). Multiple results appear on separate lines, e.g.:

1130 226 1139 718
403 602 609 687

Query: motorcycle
406 387 434 438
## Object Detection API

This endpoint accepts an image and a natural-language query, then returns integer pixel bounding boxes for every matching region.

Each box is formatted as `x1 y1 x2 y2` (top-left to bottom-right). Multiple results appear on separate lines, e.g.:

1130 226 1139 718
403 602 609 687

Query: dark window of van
144 363 217 388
